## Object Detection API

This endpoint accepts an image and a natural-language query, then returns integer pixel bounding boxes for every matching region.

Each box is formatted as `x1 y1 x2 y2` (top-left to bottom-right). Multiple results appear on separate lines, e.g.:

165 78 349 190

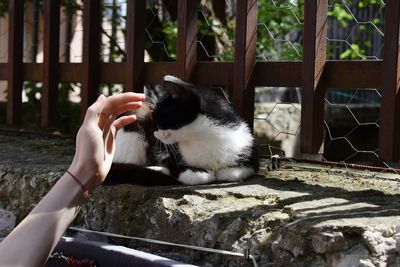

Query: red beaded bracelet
66 170 91 198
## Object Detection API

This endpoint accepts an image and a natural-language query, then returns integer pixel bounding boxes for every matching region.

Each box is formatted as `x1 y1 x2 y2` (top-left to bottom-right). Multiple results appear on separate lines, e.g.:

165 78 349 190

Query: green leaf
340 49 352 59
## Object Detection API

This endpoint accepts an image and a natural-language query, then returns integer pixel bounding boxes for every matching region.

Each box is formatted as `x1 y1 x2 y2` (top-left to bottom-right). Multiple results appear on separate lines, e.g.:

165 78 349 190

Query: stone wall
1 131 400 266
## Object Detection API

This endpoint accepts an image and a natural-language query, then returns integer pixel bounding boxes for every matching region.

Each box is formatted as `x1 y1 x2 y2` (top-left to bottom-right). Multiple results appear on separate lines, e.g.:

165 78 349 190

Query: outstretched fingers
84 93 144 129
112 102 143 117
99 101 142 130
85 95 107 124
103 115 137 157
113 115 137 131
101 92 145 117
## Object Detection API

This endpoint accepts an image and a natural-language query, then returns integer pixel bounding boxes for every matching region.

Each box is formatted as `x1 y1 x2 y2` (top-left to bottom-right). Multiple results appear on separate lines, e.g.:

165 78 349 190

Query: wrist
66 170 92 198
68 160 102 193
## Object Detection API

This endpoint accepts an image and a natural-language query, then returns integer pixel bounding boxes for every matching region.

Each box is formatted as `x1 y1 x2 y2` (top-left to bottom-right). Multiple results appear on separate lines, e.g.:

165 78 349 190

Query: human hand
69 93 145 191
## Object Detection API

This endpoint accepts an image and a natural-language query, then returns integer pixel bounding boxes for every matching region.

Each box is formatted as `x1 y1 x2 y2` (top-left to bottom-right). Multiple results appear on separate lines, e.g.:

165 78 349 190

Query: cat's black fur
105 76 259 186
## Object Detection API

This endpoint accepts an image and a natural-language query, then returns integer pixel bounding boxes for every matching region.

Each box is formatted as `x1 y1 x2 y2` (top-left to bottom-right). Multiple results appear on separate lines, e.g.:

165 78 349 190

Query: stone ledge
1 131 400 266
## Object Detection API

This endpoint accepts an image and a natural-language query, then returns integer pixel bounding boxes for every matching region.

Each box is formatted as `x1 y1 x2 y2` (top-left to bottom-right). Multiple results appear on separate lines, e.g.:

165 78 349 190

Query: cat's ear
161 80 183 96
161 76 197 103
161 75 186 95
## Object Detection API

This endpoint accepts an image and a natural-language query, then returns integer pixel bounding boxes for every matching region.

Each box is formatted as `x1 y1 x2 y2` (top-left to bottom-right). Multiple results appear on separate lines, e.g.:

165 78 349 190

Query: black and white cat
107 75 259 185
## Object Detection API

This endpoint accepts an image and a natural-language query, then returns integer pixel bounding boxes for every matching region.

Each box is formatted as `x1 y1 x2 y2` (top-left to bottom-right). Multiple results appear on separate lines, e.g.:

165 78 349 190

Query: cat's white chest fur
114 128 148 165
177 115 253 171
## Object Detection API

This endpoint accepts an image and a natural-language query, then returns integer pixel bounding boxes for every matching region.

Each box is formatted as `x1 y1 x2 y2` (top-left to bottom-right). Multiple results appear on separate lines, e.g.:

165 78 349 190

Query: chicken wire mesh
59 0 84 63
323 1 390 170
253 0 398 174
20 1 44 127
145 0 177 62
197 0 235 61
56 2 85 134
101 0 126 62
23 0 43 63
0 14 6 63
257 0 303 61
255 0 303 160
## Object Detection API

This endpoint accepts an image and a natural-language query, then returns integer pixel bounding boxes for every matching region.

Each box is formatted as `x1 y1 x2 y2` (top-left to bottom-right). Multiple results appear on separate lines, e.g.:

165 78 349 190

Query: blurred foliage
161 22 178 59
0 1 8 17
328 0 384 60
257 0 304 60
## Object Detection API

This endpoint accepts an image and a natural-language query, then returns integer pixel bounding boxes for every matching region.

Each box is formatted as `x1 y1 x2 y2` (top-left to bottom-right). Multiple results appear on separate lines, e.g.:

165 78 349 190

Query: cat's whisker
163 143 178 165
162 143 171 158
170 145 180 162
145 88 158 106
167 144 179 164
156 139 162 155
148 135 158 145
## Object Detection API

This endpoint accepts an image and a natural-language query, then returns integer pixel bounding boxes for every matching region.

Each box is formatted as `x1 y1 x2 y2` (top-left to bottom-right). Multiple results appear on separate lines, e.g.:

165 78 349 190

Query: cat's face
152 76 201 144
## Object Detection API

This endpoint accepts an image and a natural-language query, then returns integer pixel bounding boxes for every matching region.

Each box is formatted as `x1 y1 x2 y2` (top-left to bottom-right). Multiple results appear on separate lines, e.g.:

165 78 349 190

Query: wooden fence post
81 0 101 121
126 0 146 93
42 0 60 127
233 0 257 127
177 0 199 81
300 0 328 154
379 0 400 162
7 0 24 125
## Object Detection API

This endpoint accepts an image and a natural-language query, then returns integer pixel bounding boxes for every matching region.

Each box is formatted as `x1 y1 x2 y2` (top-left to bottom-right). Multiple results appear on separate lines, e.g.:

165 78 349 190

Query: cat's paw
216 167 255 182
146 166 171 176
178 170 216 185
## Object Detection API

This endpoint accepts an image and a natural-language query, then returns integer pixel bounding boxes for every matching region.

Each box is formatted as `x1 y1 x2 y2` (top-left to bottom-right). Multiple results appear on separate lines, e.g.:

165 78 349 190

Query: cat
105 75 259 186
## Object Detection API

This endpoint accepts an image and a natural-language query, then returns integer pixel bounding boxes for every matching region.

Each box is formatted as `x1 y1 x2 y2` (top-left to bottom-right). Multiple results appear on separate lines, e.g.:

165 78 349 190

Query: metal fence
0 0 400 168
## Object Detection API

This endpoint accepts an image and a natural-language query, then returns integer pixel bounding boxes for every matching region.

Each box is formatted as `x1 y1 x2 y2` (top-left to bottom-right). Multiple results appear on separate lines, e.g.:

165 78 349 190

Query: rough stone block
312 231 349 254
0 208 16 237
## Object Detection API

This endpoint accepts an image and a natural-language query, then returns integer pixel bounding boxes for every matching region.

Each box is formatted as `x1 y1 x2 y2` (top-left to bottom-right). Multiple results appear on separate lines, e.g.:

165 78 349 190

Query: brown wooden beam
0 61 383 88
176 0 199 81
42 0 60 127
324 61 381 89
233 0 257 126
0 63 7 80
126 0 146 93
81 0 101 121
62 63 124 83
300 0 328 154
7 0 24 125
144 62 179 84
379 0 400 162
254 62 302 87
24 63 43 81
193 62 233 85
59 63 82 82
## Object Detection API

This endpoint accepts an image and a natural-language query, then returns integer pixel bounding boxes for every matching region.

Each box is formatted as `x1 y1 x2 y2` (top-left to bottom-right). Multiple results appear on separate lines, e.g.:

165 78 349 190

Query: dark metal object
69 227 261 267
271 155 282 171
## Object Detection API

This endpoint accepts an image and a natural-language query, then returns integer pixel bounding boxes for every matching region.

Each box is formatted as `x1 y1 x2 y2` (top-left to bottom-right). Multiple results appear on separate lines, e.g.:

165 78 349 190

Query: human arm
0 92 144 267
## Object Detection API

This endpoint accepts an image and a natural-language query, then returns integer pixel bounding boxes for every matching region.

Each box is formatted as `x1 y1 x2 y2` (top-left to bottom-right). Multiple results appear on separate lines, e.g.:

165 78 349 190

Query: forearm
0 170 90 267
0 93 143 267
